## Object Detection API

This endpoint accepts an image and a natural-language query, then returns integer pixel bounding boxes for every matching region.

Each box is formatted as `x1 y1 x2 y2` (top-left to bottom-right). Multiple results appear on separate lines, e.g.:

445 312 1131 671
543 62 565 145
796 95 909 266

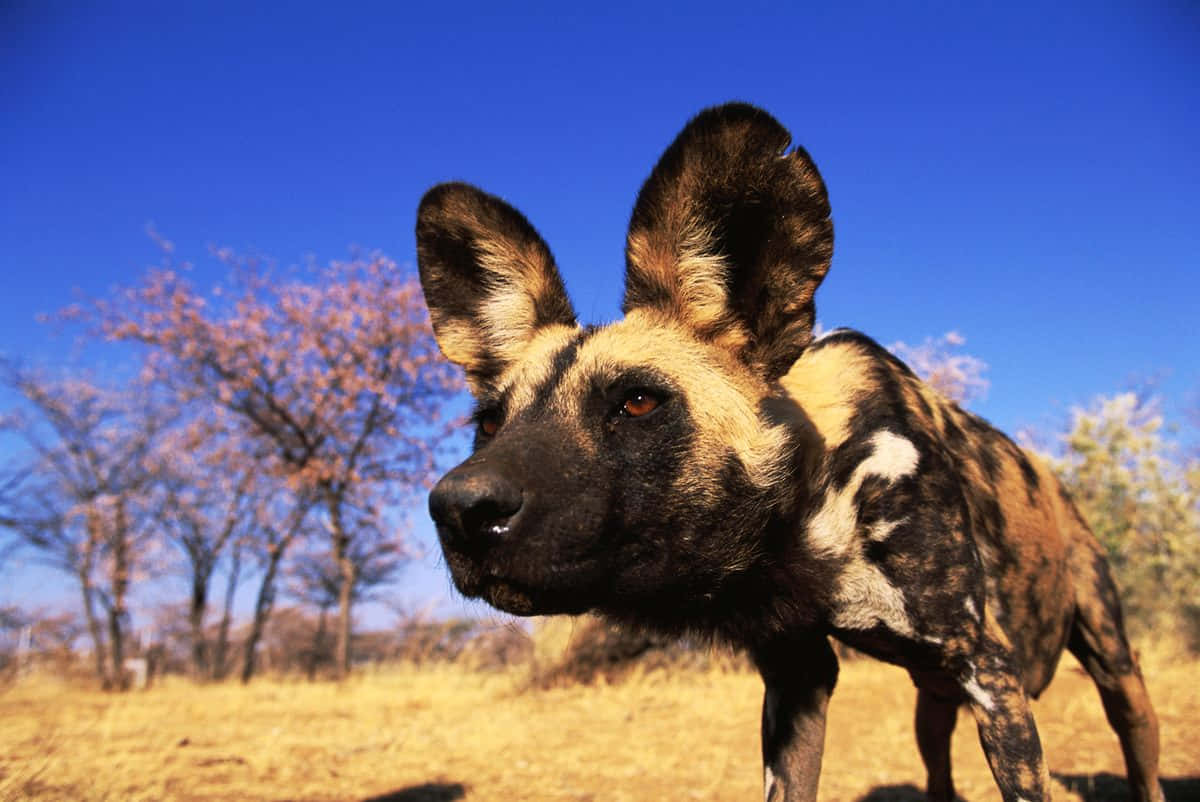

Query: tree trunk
78 570 110 688
241 500 306 683
80 516 113 688
308 605 328 681
328 494 355 681
189 565 211 679
106 604 127 691
335 552 356 680
213 543 241 680
108 505 130 691
240 544 281 684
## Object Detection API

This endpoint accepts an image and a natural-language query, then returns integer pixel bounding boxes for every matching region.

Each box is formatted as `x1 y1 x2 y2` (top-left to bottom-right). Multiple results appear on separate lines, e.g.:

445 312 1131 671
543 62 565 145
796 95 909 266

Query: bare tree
155 420 261 679
239 488 313 682
0 364 171 689
285 532 406 678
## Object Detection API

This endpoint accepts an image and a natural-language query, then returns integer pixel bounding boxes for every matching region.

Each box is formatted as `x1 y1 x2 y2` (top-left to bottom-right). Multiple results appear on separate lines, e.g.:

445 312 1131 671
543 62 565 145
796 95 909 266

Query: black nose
429 469 524 547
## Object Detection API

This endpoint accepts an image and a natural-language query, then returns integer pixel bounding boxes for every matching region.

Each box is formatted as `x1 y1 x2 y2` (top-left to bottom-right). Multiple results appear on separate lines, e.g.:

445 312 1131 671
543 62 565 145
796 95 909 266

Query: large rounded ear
417 183 577 396
623 103 833 379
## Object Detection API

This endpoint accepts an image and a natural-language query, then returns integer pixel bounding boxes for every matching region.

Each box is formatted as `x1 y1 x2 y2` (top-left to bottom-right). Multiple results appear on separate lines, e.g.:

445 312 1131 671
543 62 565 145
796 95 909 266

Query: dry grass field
1 645 1197 802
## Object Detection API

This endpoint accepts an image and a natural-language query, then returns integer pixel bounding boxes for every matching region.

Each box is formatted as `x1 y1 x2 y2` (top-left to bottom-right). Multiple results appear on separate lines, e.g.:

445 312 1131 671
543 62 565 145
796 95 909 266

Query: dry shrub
529 615 747 687
392 616 532 669
454 622 533 670
0 610 100 690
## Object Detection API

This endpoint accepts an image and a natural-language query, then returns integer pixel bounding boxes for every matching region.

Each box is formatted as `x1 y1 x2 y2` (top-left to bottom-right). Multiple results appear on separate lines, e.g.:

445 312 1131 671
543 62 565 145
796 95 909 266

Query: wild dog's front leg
959 644 1051 802
755 636 839 802
915 688 959 802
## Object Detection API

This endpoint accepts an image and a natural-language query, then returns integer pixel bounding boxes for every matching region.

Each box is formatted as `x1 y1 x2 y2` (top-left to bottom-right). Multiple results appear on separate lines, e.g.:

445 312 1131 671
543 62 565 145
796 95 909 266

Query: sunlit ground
1 644 1197 802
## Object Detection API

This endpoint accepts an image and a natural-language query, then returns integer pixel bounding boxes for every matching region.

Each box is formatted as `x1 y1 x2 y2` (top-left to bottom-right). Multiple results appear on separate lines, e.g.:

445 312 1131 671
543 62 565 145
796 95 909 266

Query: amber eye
478 414 500 437
621 391 660 418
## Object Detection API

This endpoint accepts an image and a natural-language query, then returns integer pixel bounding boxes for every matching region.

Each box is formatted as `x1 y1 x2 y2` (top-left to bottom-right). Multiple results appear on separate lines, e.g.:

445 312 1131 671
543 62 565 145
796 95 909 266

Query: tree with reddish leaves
888 330 990 406
95 250 463 679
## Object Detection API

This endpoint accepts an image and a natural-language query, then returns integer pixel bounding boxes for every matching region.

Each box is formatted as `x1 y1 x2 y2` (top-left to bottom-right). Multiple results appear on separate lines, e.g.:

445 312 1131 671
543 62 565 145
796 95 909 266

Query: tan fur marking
434 321 485 383
832 560 914 635
781 342 875 450
900 381 935 433
920 382 948 431
989 446 1072 687
473 236 560 366
494 324 581 414
627 222 751 353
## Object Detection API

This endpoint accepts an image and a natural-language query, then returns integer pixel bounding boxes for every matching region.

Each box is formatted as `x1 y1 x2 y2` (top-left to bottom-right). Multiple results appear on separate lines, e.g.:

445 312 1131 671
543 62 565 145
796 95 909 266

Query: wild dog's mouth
443 548 603 617
476 578 546 616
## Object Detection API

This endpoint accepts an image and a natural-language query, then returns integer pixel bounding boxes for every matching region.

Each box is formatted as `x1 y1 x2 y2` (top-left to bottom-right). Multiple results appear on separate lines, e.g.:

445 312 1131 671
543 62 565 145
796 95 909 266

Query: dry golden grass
1 645 1197 802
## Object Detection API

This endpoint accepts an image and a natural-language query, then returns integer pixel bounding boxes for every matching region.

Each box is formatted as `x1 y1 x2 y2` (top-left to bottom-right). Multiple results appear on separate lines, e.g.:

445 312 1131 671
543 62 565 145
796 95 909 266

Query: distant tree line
2 262 1197 690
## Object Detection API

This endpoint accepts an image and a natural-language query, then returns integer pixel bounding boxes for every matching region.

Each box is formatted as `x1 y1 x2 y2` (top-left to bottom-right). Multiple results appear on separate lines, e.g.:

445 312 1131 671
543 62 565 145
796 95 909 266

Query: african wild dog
415 103 1164 802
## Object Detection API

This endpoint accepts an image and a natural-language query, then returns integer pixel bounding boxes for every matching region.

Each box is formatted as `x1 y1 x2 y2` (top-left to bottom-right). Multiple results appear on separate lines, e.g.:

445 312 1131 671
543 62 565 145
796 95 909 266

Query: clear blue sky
2 1 1197 620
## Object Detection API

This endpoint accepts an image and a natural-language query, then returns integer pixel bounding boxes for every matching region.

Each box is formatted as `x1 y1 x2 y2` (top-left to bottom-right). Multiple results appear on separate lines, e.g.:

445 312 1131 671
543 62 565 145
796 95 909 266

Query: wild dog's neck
611 398 829 647
724 401 831 645
757 389 826 523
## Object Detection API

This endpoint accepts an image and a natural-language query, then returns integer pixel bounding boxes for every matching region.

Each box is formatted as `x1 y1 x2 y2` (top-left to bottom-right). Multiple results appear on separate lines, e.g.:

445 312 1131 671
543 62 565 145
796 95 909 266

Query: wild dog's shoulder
783 329 1008 445
781 328 927 451
782 328 1044 497
780 330 984 648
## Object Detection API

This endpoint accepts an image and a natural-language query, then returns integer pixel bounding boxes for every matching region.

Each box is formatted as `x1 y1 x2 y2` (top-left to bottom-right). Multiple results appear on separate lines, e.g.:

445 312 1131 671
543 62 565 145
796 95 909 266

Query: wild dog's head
417 103 832 620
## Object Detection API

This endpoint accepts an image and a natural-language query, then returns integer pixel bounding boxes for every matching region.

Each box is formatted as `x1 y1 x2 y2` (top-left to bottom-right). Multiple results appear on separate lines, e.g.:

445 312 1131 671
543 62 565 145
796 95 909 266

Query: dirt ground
1 645 1197 802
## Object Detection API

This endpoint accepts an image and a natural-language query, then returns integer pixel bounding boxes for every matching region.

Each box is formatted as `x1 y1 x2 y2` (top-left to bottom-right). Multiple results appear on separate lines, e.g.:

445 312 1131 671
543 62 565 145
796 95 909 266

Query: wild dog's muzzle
425 424 613 616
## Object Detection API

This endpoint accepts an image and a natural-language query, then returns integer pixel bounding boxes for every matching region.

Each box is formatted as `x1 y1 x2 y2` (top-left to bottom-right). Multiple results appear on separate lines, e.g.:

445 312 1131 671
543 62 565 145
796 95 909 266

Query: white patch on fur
808 430 920 635
964 597 980 621
860 430 921 480
808 430 919 558
764 765 776 802
867 518 905 541
962 666 996 712
806 486 858 559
